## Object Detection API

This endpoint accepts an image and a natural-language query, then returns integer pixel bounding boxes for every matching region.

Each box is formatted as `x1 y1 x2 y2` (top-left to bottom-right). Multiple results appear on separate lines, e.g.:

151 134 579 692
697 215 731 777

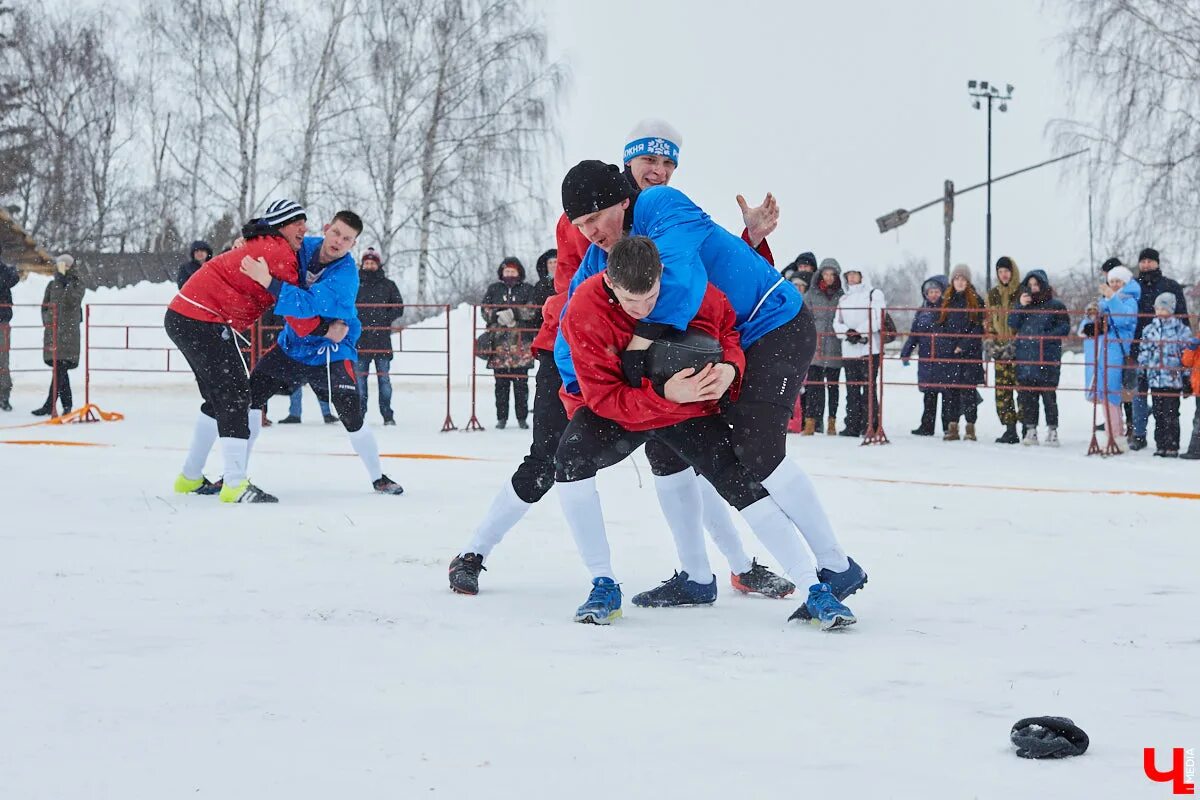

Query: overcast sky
538 0 1096 284
57 0 1096 285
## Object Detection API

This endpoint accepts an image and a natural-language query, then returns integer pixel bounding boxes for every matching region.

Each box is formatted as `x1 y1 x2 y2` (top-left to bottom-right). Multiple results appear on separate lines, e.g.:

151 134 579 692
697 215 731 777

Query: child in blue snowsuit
1137 292 1192 455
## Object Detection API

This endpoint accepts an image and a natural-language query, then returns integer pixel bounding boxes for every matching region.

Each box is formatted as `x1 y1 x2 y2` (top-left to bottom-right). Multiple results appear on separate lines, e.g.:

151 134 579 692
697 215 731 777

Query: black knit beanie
562 160 633 221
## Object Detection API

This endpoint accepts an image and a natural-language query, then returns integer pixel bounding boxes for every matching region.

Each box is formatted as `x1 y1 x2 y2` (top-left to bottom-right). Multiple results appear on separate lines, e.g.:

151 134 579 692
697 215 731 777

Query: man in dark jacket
0 245 20 411
355 247 404 425
176 240 214 289
1130 248 1190 449
529 248 557 330
481 257 536 429
34 254 86 416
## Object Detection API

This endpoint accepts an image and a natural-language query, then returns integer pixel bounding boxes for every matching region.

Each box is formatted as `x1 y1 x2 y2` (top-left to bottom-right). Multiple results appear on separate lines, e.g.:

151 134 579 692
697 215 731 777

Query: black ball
644 328 723 383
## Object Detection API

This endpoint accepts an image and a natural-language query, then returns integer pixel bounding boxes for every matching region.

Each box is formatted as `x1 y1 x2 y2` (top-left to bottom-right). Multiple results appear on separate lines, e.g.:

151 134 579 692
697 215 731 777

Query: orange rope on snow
810 472 1200 501
0 440 111 447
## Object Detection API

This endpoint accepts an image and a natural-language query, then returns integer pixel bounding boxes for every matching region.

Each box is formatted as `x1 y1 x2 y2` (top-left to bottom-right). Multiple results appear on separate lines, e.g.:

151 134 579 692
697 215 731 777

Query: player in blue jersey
557 161 867 617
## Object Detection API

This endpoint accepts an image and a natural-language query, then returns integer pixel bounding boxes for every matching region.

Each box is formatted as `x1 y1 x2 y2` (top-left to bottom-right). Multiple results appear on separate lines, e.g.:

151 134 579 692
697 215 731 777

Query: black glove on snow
1010 716 1089 759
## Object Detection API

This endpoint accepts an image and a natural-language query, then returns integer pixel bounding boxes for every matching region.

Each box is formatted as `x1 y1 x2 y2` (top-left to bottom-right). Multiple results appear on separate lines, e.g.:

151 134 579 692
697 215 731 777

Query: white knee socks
697 476 753 575
557 477 614 580
739 496 818 589
761 459 850 573
464 481 532 558
220 437 248 486
348 427 383 481
652 470 714 583
245 410 263 471
181 413 218 480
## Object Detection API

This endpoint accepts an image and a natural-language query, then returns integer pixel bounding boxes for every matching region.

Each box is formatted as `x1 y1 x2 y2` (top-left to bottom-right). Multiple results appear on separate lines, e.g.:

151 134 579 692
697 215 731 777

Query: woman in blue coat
1082 265 1141 447
931 264 986 441
1006 269 1071 446
900 274 947 435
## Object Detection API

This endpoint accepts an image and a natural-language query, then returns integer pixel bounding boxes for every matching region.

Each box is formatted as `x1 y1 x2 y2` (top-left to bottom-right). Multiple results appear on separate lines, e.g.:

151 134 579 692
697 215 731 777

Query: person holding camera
1007 270 1071 446
481 257 536 429
832 267 887 437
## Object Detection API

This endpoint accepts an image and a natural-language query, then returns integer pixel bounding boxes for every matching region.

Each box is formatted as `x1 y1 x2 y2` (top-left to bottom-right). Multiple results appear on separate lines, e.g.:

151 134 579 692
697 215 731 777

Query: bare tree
291 0 355 206
1054 0 1200 267
7 4 135 250
144 0 289 225
0 2 32 199
351 0 564 303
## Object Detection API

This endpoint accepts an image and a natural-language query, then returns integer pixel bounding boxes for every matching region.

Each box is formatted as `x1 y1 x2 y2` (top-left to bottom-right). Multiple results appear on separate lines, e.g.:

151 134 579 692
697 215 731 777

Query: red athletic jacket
169 233 299 331
532 212 772 355
559 275 745 431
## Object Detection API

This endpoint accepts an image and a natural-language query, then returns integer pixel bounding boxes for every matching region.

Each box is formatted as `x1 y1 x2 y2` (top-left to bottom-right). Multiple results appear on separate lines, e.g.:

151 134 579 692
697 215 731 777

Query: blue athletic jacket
273 236 361 365
556 185 802 393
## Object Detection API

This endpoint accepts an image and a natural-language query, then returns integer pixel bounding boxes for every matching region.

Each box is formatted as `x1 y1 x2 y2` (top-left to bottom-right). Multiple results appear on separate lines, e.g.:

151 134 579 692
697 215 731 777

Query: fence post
442 304 457 431
465 305 484 431
84 304 91 408
862 301 889 445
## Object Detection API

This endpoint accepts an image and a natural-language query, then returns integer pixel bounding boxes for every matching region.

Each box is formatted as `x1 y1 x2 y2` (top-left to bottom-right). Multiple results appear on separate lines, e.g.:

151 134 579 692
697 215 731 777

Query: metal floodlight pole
967 80 1014 293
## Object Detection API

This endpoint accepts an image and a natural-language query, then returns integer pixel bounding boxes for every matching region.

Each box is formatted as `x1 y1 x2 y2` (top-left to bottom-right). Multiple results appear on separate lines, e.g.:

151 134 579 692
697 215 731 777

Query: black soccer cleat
449 553 486 595
730 559 796 598
372 474 404 495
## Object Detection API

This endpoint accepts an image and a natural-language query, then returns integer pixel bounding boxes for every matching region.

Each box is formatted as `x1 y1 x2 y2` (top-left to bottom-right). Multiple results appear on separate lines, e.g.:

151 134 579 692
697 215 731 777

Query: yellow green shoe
219 479 278 504
174 474 222 495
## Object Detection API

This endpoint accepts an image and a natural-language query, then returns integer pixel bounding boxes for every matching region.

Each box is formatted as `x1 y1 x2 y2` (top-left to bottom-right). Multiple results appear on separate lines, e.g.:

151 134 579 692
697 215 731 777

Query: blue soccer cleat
632 571 718 608
793 582 856 631
819 557 868 601
575 577 623 625
791 557 868 621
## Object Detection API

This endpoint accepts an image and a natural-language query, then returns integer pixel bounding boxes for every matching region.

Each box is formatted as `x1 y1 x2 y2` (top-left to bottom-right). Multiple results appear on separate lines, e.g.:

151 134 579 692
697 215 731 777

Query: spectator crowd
784 248 1199 459
3 237 1198 461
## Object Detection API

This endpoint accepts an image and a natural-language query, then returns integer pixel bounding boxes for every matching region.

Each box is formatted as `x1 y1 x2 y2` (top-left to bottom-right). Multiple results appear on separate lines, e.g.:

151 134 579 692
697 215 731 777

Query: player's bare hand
664 363 718 403
696 362 736 401
240 255 271 288
326 321 349 343
737 192 779 247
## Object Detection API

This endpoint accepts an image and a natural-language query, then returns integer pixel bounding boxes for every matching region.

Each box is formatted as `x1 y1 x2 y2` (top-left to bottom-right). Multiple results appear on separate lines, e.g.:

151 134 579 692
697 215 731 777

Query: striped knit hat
261 199 307 228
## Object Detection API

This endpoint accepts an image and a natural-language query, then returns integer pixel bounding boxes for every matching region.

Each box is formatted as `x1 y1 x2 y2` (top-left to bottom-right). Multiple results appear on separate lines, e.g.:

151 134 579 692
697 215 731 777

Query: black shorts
250 345 364 431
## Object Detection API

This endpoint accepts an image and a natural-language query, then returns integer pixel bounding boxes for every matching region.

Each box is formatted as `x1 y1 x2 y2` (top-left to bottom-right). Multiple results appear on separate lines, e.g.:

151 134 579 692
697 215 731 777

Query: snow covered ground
1 284 1197 799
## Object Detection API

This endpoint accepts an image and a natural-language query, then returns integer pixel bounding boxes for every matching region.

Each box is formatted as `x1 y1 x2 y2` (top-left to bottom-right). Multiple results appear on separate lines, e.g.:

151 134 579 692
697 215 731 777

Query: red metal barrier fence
84 303 456 430
67 297 1198 452
803 303 1196 455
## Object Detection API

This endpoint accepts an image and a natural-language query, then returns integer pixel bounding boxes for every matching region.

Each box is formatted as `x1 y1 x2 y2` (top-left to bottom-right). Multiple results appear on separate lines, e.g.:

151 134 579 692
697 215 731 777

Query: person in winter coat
529 248 557 331
355 247 404 425
833 267 887 437
799 257 843 435
1007 269 1071 446
931 264 985 441
1083 265 1141 449
32 254 86 417
900 274 948 436
783 251 818 293
985 256 1021 443
1136 293 1192 456
0 244 20 411
481 256 536 429
176 240 214 289
1130 248 1191 450
1180 336 1200 459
